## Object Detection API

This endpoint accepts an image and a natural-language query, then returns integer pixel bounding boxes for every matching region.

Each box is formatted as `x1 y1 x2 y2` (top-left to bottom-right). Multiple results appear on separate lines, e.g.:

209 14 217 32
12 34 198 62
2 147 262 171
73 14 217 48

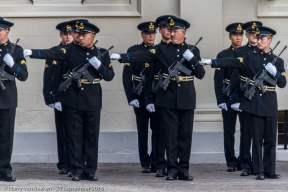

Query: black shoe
142 167 151 173
265 172 281 179
67 171 73 177
256 172 265 180
227 166 236 172
155 169 166 177
240 169 251 176
59 168 68 174
166 172 177 180
1 173 16 182
72 173 82 181
178 172 193 181
84 173 98 181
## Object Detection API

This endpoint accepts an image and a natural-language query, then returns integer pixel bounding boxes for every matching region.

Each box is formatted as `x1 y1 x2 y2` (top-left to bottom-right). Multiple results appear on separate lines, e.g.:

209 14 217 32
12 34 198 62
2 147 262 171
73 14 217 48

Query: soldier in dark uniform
144 15 177 177
24 21 115 181
65 18 89 178
229 21 263 176
122 21 157 173
111 17 205 180
201 26 286 180
0 17 28 181
214 22 244 172
42 21 73 175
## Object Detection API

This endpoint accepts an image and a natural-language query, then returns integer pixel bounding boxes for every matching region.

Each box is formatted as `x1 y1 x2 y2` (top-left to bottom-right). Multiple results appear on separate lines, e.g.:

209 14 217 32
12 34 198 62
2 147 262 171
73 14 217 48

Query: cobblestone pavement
1 162 288 192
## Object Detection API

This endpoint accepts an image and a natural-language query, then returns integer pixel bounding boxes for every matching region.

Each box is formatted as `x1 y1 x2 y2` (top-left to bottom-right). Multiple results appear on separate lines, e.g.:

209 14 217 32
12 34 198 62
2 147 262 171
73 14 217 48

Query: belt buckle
81 79 86 84
179 76 183 81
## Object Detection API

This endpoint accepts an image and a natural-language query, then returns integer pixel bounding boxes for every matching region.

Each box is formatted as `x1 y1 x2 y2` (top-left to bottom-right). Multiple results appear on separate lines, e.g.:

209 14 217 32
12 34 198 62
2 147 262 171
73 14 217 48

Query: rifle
151 69 162 94
0 39 19 91
58 45 114 92
240 41 281 93
134 68 145 95
244 45 287 100
160 37 203 90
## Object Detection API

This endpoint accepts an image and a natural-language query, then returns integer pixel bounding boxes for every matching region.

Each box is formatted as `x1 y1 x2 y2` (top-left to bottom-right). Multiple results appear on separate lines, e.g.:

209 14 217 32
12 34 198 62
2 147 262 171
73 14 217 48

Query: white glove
23 49 32 57
129 99 140 108
146 104 155 113
89 56 101 70
201 59 212 65
285 63 288 70
265 62 277 76
183 49 194 61
231 103 242 112
110 53 121 60
218 103 228 111
47 104 54 108
3 54 14 68
54 102 62 111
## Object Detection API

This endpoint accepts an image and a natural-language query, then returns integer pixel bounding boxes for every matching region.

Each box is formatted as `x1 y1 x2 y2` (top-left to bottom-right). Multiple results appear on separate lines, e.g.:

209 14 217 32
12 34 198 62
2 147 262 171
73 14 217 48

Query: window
0 0 141 17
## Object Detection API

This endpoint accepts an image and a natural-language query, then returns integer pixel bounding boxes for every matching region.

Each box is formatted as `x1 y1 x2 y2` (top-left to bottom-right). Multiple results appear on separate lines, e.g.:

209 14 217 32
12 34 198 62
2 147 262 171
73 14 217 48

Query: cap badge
237 24 242 31
78 22 84 30
251 22 257 30
66 25 71 30
256 28 260 35
149 22 154 30
169 19 175 27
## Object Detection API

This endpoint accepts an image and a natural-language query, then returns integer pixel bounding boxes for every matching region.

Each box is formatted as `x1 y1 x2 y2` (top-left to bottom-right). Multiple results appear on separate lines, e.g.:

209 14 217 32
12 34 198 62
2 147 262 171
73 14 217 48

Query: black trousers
64 105 100 175
133 106 155 168
153 106 167 170
54 109 69 171
238 111 252 170
162 108 194 175
251 114 277 174
222 106 239 167
0 108 16 174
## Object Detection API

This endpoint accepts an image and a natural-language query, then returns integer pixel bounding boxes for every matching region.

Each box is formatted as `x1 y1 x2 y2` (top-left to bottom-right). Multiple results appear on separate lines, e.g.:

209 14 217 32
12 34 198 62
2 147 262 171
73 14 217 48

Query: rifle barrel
272 41 280 51
278 46 287 57
194 37 203 47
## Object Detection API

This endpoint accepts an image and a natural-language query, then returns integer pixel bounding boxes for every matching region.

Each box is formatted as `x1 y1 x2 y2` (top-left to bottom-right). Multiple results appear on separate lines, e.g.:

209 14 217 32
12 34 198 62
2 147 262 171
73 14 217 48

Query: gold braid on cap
237 24 242 31
78 22 84 30
169 19 175 27
75 21 79 29
66 25 71 30
251 22 257 29
149 22 154 30
256 28 260 35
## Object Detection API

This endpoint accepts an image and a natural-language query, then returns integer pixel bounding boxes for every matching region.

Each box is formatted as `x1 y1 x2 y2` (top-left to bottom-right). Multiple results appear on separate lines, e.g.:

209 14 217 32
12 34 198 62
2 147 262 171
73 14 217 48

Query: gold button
264 58 266 60
260 94 262 96
81 88 84 90
0 49 2 52
50 91 52 94
178 84 181 87
177 49 180 52
178 72 180 74
177 55 179 57
87 53 89 55
86 58 89 60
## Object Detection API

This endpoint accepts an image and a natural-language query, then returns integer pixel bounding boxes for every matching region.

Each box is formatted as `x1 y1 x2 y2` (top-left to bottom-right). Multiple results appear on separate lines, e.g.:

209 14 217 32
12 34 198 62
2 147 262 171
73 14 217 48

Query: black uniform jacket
211 49 286 117
31 42 115 111
214 45 236 106
42 43 69 105
0 40 28 109
119 41 205 110
230 43 259 104
122 42 154 107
